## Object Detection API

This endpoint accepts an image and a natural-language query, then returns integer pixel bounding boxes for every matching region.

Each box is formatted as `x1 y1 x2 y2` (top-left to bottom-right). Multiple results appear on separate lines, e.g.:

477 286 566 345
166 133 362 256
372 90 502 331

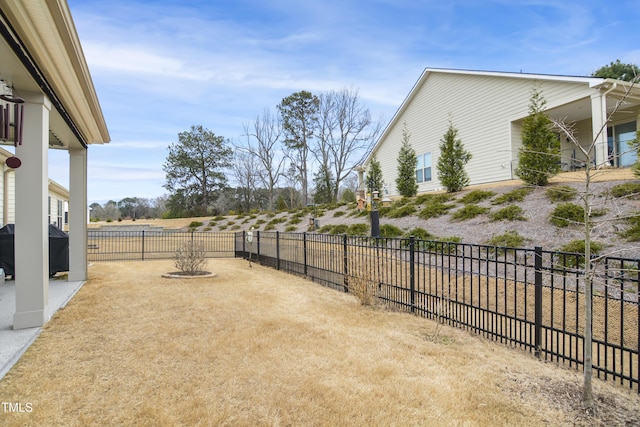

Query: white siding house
0 147 69 229
363 68 640 196
48 179 69 230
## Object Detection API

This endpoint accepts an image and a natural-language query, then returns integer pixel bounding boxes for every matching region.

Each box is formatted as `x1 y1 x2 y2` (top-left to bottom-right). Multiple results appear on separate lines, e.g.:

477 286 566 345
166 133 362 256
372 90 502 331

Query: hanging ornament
0 85 25 145
0 84 25 166
6 156 21 169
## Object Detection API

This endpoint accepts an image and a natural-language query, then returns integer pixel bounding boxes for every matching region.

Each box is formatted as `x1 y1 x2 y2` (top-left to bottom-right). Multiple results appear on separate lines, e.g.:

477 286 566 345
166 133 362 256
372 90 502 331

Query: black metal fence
87 230 235 261
235 230 640 392
84 229 639 391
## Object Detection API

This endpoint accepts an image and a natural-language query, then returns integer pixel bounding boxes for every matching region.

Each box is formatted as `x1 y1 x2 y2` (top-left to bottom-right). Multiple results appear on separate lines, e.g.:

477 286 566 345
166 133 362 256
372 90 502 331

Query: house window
416 153 432 183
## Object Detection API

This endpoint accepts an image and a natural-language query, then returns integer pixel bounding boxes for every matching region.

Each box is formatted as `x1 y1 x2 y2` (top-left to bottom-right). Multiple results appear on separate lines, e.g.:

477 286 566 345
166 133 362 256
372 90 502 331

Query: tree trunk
582 162 594 411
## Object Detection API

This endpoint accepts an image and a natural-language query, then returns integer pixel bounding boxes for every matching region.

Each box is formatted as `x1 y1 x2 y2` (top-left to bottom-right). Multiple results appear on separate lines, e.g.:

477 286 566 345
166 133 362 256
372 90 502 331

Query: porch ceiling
546 98 593 123
542 84 640 125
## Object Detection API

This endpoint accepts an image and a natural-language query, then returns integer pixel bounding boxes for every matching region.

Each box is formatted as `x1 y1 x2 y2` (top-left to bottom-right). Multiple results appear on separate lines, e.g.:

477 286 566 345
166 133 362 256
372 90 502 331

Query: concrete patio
0 276 84 380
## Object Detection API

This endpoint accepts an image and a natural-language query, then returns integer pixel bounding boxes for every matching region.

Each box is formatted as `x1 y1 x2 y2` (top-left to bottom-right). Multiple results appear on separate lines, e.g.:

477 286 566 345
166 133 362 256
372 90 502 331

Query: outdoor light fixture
0 81 24 104
0 93 24 103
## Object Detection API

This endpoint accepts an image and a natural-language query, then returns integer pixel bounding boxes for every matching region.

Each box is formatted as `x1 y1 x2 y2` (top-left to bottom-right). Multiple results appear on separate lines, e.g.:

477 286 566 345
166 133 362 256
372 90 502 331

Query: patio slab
0 276 84 380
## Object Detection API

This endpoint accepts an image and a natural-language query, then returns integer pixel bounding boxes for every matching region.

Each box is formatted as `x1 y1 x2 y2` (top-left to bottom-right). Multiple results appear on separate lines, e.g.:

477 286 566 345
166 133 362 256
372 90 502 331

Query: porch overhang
0 0 109 149
0 0 109 329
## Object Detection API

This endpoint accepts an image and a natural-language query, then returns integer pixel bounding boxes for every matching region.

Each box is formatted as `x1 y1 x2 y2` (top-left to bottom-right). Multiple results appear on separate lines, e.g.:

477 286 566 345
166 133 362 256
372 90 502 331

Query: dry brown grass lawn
1 259 639 426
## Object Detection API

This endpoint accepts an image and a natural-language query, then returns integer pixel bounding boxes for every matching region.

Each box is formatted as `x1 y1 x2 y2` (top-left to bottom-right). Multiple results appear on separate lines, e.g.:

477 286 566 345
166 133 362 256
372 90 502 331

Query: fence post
141 230 145 261
637 259 640 385
303 233 308 276
410 236 415 313
534 246 543 358
256 231 261 260
276 231 280 271
343 234 348 292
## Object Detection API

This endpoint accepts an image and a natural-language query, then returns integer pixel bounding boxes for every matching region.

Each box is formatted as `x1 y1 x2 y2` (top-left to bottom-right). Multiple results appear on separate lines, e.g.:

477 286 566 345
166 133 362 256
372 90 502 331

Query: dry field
1 259 639 426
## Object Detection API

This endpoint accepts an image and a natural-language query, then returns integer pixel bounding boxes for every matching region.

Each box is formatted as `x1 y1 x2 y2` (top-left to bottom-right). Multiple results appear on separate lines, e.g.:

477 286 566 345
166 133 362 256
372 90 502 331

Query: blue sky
53 0 640 204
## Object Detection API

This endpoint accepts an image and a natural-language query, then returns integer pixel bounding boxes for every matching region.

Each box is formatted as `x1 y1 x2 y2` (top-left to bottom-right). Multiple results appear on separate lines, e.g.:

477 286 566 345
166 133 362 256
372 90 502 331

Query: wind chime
0 88 24 168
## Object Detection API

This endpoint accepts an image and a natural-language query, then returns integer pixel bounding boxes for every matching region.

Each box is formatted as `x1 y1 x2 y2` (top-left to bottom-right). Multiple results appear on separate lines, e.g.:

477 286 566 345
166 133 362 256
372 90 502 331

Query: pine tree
313 164 335 204
515 88 561 186
396 124 418 198
591 59 640 82
437 121 472 193
365 155 384 195
163 125 233 215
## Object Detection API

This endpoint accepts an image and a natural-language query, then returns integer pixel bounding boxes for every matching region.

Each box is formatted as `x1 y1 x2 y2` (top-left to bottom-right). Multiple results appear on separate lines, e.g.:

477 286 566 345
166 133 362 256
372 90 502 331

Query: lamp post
370 189 380 238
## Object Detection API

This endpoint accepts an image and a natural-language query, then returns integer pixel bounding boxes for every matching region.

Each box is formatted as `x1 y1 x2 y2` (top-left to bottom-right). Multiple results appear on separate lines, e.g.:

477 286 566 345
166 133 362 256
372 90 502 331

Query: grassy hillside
91 170 640 258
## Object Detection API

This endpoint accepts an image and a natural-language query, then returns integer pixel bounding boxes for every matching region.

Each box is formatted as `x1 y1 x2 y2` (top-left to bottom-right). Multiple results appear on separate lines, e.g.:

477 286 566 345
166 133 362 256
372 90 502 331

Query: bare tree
241 108 285 210
316 88 382 202
551 75 640 411
315 92 336 198
100 200 120 221
233 149 261 213
281 163 301 209
339 172 359 200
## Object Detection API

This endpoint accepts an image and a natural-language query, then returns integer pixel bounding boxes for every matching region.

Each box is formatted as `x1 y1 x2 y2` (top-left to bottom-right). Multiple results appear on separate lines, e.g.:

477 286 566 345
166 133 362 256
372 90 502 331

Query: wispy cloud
83 43 215 81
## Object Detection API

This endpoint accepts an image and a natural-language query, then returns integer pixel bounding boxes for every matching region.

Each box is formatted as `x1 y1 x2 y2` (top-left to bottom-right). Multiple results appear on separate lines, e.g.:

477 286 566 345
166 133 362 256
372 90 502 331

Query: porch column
590 92 609 167
13 92 50 329
68 147 87 281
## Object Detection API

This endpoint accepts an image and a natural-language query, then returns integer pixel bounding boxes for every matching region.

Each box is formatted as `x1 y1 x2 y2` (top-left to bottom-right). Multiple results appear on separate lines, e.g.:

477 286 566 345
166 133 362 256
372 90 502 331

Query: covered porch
0 1 109 329
511 79 640 172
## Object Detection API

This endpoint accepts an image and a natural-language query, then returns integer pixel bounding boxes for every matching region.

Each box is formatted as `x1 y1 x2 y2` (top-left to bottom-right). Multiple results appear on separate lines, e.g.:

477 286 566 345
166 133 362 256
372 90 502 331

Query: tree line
158 88 381 218
89 197 166 222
